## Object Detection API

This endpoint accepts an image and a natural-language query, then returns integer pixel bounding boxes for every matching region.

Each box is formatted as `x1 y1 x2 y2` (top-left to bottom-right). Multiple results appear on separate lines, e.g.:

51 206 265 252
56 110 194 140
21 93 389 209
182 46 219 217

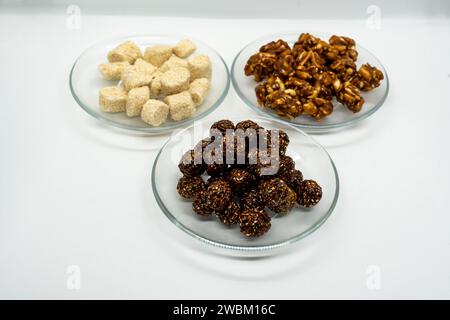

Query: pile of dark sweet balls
176 119 322 237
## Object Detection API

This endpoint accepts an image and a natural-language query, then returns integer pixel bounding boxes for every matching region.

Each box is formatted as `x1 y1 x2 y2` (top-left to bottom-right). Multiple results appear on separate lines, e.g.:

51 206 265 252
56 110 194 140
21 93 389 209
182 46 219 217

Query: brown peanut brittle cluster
244 33 384 120
176 119 323 238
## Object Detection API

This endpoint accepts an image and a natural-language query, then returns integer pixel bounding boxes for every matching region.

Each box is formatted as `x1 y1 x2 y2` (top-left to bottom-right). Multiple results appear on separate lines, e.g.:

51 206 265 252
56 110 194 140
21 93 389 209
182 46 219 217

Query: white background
0 0 450 299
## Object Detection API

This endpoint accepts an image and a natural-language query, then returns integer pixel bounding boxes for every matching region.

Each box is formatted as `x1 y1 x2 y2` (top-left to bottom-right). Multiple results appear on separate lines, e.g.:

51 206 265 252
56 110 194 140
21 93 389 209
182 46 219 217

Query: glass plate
231 32 389 132
70 34 230 133
152 116 339 254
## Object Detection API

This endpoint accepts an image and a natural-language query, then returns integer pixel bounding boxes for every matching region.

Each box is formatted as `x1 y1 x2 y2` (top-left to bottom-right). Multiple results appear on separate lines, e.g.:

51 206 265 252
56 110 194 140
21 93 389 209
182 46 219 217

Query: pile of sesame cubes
98 39 211 127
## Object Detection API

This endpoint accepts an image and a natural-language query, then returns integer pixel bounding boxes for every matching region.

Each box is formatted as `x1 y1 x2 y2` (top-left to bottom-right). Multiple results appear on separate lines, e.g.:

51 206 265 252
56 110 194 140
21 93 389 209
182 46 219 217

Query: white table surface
0 8 450 299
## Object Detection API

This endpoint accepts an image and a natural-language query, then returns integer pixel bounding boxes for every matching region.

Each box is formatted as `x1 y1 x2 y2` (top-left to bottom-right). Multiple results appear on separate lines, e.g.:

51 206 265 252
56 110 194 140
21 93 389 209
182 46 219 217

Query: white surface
0 7 450 299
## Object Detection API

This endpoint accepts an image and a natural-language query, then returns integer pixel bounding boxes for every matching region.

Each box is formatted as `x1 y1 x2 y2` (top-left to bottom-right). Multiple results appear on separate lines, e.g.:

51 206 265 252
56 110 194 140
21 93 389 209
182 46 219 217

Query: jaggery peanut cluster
244 33 384 120
98 39 212 127
176 119 323 238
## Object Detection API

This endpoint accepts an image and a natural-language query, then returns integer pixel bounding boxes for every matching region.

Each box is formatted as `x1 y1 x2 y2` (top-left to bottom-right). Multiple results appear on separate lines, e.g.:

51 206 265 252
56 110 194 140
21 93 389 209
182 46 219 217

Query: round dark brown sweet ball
206 163 228 176
239 208 271 237
247 153 280 177
204 179 232 211
177 176 205 199
178 149 204 177
277 155 295 177
216 200 241 225
206 175 223 186
296 179 322 208
192 191 213 216
260 177 297 214
226 168 253 191
210 120 235 136
281 169 303 191
235 120 262 131
267 129 290 155
240 187 265 210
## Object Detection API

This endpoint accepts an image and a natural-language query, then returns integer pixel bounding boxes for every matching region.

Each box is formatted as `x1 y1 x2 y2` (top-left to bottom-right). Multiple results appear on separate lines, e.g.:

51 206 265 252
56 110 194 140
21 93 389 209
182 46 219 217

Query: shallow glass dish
152 116 339 254
231 32 389 132
70 34 230 133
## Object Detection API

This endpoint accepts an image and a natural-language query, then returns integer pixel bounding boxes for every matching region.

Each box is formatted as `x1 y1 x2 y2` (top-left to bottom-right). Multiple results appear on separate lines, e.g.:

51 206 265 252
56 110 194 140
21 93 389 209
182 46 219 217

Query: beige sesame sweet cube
98 61 129 81
121 65 153 91
134 58 157 74
160 67 190 95
143 45 172 67
149 71 163 98
158 55 189 73
126 86 150 117
189 78 210 106
141 99 169 127
107 41 142 64
188 54 212 81
173 39 197 58
164 91 196 121
99 86 127 113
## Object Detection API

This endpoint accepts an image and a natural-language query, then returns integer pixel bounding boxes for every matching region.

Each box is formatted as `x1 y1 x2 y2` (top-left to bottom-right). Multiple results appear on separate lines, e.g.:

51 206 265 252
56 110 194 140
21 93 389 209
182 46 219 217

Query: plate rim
69 33 231 133
151 116 340 252
231 31 389 132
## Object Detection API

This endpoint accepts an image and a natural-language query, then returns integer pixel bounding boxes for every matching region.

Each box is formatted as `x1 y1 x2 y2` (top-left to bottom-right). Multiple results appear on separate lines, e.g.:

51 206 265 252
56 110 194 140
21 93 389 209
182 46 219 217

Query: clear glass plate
152 116 339 255
70 34 230 133
231 32 389 132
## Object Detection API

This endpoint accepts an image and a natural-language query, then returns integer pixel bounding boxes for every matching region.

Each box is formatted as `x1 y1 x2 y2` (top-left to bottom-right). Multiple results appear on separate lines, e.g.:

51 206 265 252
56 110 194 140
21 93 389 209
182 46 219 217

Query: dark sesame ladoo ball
206 175 224 186
204 179 232 211
210 120 235 136
216 200 241 225
278 130 290 155
246 148 279 177
239 208 271 237
267 129 290 155
235 120 262 131
206 163 228 176
277 155 295 177
177 176 205 199
297 179 322 208
192 191 213 216
269 186 297 214
281 169 303 191
226 168 253 191
178 149 204 177
260 177 297 214
240 187 265 210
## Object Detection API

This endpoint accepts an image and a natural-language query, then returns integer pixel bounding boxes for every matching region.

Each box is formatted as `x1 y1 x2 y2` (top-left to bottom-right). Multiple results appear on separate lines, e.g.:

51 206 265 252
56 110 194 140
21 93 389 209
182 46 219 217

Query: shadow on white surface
79 119 170 152
142 178 338 282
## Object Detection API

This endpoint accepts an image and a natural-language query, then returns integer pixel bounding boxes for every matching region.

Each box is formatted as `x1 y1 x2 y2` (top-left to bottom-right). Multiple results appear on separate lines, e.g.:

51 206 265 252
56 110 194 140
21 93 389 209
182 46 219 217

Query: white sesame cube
149 71 162 98
141 99 169 127
160 67 190 96
143 45 172 67
134 58 157 74
188 54 212 81
173 39 197 58
107 41 142 64
189 78 210 106
99 86 127 113
121 65 153 91
98 61 129 80
126 86 150 117
158 55 188 73
164 91 196 121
